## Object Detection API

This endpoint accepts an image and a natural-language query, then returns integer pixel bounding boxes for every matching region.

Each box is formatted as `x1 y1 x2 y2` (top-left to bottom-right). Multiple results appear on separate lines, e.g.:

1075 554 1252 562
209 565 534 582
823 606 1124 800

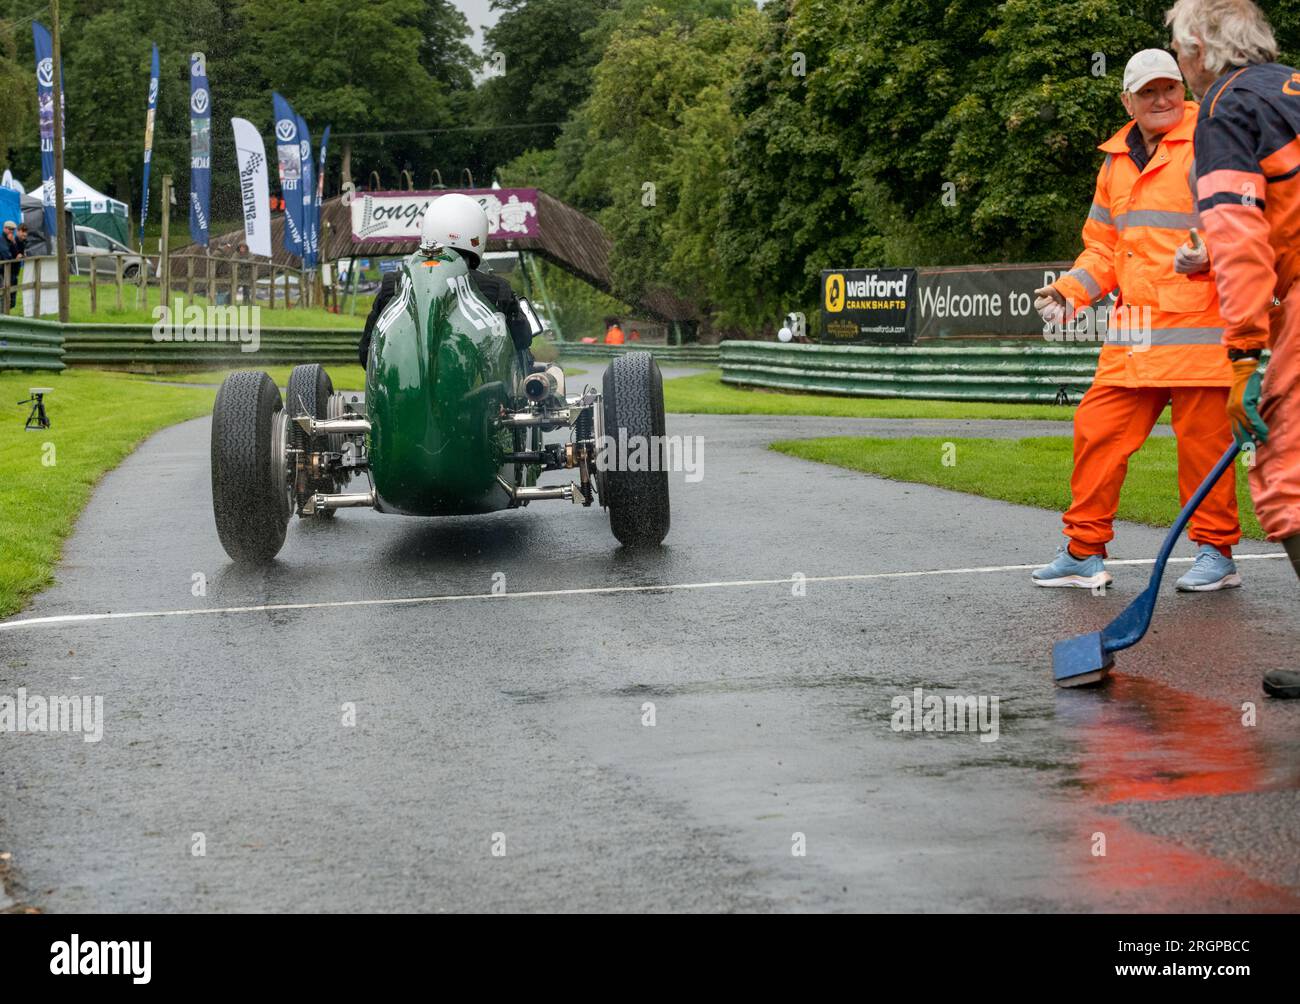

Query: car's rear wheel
123 264 140 281
601 352 670 547
211 371 292 563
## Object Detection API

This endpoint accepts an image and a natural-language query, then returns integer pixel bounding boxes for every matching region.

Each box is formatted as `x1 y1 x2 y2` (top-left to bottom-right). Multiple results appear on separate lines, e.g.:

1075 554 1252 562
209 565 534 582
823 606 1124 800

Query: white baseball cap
1123 49 1183 93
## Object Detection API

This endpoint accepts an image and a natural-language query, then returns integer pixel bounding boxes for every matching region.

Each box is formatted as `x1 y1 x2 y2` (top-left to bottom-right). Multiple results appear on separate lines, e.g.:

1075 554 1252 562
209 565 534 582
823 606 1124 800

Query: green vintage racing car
208 248 671 563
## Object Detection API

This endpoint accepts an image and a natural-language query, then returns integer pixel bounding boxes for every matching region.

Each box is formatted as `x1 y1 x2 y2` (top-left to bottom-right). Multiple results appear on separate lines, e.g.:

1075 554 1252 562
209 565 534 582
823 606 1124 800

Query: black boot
1263 670 1300 699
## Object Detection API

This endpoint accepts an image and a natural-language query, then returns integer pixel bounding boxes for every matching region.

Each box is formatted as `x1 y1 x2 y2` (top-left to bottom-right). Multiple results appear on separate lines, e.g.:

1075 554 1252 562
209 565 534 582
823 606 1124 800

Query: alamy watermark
152 298 261 353
595 431 704 483
890 687 999 742
1 688 104 743
1043 303 1152 349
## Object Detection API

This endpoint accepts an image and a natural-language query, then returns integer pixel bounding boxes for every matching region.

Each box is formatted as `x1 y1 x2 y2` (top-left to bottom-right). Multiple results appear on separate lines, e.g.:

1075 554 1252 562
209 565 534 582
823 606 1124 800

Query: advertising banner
820 268 917 344
350 189 540 243
189 52 211 246
297 115 315 267
231 118 272 258
140 43 159 238
31 22 62 242
272 92 303 257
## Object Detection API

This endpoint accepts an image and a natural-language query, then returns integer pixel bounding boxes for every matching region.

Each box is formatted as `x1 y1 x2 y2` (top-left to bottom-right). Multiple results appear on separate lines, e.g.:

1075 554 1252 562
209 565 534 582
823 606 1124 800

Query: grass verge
771 435 1263 539
0 371 217 619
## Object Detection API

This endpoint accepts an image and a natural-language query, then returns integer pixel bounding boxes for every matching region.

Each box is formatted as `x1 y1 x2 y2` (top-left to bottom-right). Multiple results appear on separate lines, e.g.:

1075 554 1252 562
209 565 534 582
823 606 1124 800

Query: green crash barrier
0 316 68 372
720 340 1103 405
559 344 720 364
61 325 361 370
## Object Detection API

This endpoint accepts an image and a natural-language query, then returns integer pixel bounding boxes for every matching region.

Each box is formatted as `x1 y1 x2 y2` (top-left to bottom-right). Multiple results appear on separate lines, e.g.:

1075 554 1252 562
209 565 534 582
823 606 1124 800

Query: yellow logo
825 273 845 313
1284 72 1300 96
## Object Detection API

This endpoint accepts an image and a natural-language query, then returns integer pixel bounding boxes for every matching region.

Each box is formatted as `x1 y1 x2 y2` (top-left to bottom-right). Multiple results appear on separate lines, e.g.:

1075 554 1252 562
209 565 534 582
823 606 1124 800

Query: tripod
19 388 51 431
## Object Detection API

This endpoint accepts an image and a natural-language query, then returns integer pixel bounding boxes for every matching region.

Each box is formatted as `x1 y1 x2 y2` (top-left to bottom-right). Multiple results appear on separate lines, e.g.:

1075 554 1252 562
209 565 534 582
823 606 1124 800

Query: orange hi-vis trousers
1064 385 1240 558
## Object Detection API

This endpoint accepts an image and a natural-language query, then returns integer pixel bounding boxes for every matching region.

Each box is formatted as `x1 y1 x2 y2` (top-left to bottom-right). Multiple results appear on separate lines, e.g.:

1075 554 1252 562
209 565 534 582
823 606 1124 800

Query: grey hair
1166 0 1279 75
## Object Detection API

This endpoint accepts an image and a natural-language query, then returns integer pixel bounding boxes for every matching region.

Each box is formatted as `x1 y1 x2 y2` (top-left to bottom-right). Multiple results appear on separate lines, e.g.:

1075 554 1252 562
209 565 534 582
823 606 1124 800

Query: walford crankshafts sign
351 188 540 243
821 263 1105 343
821 268 917 344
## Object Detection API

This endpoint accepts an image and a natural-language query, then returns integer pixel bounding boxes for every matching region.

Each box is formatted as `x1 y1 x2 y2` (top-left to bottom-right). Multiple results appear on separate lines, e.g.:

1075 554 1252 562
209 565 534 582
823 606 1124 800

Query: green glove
1230 365 1269 447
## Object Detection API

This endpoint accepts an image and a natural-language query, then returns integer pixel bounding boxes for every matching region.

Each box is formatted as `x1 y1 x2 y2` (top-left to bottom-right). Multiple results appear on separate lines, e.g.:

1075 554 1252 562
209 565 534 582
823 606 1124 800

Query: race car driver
358 192 534 365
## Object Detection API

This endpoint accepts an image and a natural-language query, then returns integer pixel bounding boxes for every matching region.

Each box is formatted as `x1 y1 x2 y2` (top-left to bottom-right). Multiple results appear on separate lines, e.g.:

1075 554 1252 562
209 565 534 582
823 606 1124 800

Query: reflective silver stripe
1186 160 1203 227
1113 209 1199 231
1087 202 1113 225
1108 326 1224 345
1064 267 1102 299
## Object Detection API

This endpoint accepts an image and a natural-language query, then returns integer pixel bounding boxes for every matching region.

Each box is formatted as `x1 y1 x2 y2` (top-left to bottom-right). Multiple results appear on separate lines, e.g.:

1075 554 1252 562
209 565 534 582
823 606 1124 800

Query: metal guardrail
558 343 720 364
0 315 68 372
720 340 1101 404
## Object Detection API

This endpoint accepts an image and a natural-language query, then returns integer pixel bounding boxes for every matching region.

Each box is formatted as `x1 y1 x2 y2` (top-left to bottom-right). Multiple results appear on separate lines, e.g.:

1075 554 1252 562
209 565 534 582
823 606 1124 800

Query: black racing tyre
287 363 340 511
211 371 291 563
601 352 670 546
286 364 334 448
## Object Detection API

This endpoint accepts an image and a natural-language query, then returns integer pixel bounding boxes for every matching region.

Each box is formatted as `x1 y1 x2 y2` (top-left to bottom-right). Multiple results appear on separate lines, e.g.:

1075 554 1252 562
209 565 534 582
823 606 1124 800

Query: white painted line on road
0 553 1287 632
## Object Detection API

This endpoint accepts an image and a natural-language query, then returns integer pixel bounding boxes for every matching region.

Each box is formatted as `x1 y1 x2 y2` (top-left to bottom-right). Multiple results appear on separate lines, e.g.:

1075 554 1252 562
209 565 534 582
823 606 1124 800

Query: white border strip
0 553 1286 633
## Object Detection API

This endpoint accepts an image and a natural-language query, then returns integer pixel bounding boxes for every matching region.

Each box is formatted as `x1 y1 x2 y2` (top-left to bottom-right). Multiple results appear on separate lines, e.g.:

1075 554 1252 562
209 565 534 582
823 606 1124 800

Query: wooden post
230 257 237 306
34 256 42 311
114 254 123 312
159 174 172 313
186 254 194 300
89 256 97 313
207 255 215 304
51 0 69 322
269 264 276 310
1 260 8 315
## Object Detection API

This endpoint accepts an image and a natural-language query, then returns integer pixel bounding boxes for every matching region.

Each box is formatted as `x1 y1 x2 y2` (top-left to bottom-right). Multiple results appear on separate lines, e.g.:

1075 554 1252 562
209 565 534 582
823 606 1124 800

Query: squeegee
1051 440 1242 687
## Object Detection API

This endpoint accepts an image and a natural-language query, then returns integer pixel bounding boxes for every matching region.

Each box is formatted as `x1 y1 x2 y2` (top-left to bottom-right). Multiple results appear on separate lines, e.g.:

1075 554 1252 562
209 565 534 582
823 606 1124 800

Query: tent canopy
62 169 130 246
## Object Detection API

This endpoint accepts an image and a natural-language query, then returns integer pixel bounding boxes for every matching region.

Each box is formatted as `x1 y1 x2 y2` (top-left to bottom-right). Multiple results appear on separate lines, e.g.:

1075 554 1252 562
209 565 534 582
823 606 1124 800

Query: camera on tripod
18 387 51 431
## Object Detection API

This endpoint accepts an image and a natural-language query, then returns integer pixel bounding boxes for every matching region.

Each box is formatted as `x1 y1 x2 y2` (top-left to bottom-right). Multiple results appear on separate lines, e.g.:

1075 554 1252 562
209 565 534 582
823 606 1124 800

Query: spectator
12 223 28 311
604 316 625 345
0 221 15 311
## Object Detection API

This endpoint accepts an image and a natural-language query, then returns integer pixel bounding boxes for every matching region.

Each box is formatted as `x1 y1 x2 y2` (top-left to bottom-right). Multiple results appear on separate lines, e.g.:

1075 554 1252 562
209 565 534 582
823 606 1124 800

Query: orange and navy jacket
1054 102 1231 387
1193 62 1300 352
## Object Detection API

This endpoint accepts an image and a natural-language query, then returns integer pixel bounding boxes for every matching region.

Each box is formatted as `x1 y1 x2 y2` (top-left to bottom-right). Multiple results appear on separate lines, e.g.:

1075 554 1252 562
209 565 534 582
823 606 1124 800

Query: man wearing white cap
1030 50 1240 592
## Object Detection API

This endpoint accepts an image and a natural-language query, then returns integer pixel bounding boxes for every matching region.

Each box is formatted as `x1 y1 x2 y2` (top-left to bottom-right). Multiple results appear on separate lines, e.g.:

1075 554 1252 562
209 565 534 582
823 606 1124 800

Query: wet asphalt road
1 362 1297 913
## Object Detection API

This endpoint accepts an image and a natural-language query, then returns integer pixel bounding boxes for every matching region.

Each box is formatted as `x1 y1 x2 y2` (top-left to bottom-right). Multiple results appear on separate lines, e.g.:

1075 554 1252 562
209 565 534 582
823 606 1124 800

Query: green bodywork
366 251 537 516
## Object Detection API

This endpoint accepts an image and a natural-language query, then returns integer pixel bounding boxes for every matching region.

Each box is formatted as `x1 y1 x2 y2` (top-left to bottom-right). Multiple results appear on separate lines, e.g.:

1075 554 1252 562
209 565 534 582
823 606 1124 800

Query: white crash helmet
420 193 489 265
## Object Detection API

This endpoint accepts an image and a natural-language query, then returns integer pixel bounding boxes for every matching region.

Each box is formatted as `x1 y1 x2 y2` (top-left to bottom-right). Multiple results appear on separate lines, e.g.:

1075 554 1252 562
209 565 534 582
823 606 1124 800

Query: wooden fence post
114 254 123 312
90 257 97 314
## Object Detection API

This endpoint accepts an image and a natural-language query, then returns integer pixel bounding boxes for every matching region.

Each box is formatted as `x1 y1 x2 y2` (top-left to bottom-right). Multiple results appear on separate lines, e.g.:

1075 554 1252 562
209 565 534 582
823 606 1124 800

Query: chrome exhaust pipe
496 476 576 504
302 488 377 514
295 415 372 436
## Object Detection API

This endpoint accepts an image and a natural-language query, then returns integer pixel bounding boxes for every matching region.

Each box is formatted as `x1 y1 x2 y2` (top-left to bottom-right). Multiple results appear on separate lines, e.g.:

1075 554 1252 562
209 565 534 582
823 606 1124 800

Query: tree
234 0 458 190
473 0 617 175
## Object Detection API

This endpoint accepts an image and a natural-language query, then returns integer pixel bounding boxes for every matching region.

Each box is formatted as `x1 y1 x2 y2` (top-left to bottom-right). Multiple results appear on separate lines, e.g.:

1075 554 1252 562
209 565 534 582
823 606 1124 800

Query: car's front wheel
600 352 670 547
211 371 293 563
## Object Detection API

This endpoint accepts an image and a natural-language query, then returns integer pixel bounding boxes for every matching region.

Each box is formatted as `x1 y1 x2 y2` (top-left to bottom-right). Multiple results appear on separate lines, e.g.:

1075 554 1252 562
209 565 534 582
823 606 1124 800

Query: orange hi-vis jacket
1194 63 1300 352
1054 102 1232 388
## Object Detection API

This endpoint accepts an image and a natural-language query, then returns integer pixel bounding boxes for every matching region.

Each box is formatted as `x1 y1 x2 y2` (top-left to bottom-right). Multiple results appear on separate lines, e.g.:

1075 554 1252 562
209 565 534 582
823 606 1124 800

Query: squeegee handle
1102 440 1241 652
1151 440 1241 581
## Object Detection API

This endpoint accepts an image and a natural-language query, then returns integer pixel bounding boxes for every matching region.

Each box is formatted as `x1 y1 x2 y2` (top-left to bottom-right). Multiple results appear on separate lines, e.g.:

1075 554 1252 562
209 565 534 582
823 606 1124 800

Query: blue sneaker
1175 544 1242 592
1032 543 1112 589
